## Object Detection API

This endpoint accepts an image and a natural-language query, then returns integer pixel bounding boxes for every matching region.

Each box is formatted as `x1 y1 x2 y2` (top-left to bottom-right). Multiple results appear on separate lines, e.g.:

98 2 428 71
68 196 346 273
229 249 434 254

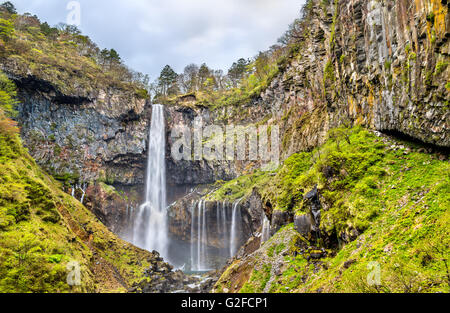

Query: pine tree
228 58 250 87
0 2 17 15
158 65 178 96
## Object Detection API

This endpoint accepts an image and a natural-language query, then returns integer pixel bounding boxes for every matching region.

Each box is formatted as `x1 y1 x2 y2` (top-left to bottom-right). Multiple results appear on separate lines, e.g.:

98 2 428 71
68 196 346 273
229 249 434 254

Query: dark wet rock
294 214 314 237
271 210 293 235
304 185 321 232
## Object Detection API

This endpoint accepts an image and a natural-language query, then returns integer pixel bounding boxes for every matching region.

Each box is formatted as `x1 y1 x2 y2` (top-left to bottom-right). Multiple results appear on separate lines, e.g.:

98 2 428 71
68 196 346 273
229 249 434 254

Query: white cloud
11 0 305 78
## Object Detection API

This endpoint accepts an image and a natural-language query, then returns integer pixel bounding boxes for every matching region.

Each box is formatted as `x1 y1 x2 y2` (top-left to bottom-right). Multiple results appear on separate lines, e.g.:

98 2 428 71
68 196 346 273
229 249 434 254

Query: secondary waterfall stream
261 213 270 243
190 199 244 271
132 104 169 260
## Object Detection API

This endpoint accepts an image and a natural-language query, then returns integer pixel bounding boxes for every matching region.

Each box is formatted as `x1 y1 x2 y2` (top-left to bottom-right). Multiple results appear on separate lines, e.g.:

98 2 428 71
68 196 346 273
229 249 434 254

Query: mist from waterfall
132 104 168 260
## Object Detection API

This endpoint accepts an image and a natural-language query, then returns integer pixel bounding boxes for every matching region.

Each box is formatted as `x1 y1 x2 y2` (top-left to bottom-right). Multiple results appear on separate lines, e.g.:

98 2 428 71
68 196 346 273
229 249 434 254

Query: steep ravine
3 0 449 293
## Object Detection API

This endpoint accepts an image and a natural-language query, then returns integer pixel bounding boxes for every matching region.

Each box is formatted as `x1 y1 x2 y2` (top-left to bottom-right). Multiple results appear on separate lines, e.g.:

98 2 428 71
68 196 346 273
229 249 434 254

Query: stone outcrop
264 0 450 157
294 185 322 240
10 74 150 186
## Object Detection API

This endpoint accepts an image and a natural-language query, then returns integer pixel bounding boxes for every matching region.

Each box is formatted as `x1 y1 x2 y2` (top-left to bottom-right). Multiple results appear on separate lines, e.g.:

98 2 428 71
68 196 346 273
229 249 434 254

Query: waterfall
230 199 243 257
191 200 210 271
222 201 228 253
190 201 195 270
216 202 221 241
190 199 246 271
80 183 86 205
132 104 168 259
201 200 207 269
197 200 202 270
261 213 270 243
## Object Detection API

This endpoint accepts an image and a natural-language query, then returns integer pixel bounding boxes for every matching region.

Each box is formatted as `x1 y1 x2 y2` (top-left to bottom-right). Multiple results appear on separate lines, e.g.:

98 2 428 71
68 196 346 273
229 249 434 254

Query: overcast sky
12 0 305 79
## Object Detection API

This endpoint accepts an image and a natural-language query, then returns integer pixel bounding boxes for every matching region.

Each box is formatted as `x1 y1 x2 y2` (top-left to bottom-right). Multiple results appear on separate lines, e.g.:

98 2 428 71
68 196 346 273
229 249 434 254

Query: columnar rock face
10 0 450 186
264 0 450 158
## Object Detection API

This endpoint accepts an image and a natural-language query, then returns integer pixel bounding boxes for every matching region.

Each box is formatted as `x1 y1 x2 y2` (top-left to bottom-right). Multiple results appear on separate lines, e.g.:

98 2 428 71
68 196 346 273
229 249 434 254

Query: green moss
324 60 335 84
240 264 272 293
216 126 449 293
434 61 449 76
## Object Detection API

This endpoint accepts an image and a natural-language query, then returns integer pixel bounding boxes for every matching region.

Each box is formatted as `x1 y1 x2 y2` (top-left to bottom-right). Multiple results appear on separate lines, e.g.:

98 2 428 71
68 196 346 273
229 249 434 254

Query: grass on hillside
213 126 449 293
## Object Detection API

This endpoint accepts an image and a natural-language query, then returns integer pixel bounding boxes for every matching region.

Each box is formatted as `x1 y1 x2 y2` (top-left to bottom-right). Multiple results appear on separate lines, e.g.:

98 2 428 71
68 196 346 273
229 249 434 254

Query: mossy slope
0 130 154 293
213 127 449 293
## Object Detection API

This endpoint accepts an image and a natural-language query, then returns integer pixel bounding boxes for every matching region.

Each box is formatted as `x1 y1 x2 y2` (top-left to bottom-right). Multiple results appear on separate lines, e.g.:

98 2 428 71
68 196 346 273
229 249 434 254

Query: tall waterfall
133 104 168 259
229 199 242 257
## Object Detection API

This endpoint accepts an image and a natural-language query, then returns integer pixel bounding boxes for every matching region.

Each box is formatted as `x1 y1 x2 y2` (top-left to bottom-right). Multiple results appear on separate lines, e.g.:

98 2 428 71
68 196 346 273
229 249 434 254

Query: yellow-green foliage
215 127 449 293
0 70 17 116
0 128 153 293
0 11 147 98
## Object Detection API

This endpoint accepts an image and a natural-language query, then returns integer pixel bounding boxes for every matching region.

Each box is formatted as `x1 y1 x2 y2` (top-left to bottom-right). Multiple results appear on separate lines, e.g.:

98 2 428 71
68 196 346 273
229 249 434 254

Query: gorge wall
166 0 450 264
6 0 449 266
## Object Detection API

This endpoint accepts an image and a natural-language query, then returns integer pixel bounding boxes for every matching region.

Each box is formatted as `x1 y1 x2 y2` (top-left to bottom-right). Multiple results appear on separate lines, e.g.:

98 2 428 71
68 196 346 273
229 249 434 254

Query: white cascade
261 213 270 243
192 200 210 271
132 104 168 259
229 199 243 257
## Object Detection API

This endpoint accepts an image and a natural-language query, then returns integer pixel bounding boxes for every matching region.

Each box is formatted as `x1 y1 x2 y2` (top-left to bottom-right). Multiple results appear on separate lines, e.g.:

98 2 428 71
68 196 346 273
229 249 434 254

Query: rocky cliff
166 0 450 195
268 0 449 156
8 72 150 186
5 0 449 285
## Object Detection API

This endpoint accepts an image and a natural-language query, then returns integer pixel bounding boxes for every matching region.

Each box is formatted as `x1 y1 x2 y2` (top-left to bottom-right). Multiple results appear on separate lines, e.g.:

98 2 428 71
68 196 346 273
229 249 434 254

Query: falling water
191 200 210 271
261 213 270 243
229 199 243 257
132 104 168 259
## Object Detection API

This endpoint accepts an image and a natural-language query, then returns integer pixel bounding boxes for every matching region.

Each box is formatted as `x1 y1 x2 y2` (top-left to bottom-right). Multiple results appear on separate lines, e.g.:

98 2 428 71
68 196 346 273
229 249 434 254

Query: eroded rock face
13 75 149 186
8 1 449 266
165 105 246 186
265 0 450 158
130 250 218 293
166 188 265 268
294 186 322 240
